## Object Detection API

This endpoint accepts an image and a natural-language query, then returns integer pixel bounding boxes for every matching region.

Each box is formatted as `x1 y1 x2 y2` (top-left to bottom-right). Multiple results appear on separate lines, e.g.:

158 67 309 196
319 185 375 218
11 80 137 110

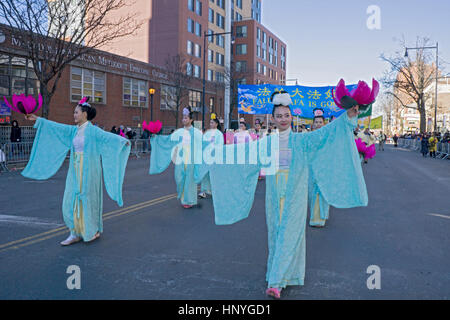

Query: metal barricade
129 139 151 158
2 141 34 169
437 142 450 160
0 144 8 172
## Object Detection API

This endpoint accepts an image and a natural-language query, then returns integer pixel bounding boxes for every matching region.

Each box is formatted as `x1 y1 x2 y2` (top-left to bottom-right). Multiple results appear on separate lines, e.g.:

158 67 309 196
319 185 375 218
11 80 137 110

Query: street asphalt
0 143 449 300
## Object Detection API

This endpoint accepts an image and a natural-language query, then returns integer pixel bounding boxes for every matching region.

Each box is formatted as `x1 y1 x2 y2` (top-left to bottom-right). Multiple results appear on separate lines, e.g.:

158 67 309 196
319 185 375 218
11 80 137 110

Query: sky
262 0 450 88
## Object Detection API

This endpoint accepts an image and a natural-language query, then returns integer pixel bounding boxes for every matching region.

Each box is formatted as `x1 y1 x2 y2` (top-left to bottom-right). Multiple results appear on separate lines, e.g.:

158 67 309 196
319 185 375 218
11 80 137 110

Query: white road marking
0 215 63 228
427 213 450 220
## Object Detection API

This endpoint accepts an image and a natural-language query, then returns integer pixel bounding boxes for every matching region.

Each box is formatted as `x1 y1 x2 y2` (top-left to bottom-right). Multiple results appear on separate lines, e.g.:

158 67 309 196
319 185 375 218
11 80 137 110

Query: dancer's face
210 120 218 129
182 114 192 127
271 106 292 132
239 123 246 131
74 106 87 125
313 117 324 130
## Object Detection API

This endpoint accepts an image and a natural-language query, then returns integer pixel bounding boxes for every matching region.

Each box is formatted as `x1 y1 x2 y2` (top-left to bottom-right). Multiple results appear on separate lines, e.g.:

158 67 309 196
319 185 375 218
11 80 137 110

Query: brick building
0 25 224 131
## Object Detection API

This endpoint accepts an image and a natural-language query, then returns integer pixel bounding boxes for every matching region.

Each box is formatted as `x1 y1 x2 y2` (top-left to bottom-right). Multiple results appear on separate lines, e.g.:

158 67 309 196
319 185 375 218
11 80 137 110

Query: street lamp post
149 88 155 121
405 42 439 132
202 30 232 132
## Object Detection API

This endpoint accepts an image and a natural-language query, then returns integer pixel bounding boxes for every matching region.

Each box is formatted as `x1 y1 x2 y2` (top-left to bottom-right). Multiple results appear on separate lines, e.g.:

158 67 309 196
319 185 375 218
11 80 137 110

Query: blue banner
238 84 358 118
0 101 11 115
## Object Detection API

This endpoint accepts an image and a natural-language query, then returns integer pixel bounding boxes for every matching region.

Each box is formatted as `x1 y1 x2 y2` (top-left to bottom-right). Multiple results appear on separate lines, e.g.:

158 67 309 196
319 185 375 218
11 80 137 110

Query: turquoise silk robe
149 126 203 206
203 113 368 288
308 177 330 226
200 129 224 194
22 118 131 240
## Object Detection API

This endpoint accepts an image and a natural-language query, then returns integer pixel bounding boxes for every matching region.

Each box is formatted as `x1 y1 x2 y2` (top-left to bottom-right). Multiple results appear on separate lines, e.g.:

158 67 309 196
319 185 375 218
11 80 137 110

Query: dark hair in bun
80 105 96 120
78 97 97 120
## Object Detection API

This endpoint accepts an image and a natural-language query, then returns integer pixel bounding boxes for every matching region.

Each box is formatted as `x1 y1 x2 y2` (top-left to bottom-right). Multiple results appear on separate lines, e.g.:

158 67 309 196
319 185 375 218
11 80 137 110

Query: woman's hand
347 105 360 118
25 114 38 121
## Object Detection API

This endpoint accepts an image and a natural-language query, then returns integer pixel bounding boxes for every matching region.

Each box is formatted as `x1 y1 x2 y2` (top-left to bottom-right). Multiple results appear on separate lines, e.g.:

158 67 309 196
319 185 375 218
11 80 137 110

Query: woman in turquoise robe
22 104 130 245
308 110 330 227
199 115 224 198
198 93 367 298
149 108 203 208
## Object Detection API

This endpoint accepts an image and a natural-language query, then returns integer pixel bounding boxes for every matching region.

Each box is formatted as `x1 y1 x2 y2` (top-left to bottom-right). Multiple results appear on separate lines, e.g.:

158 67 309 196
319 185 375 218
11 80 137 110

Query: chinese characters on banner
238 84 372 119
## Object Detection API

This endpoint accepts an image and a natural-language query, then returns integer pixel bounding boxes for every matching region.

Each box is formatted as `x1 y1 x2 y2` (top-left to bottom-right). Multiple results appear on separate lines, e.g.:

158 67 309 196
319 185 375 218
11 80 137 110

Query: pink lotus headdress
332 78 379 111
4 93 43 115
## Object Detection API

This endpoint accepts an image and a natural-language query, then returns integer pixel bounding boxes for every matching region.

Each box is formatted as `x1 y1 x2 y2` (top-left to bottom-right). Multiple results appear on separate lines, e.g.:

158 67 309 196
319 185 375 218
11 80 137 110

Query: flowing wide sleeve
21 117 75 180
98 129 131 207
194 129 224 184
149 132 180 175
300 112 368 208
207 138 264 225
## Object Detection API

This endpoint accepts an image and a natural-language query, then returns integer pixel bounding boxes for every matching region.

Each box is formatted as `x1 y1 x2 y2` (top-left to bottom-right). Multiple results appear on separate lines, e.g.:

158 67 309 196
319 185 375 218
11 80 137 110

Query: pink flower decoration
142 120 162 134
333 78 379 109
79 97 88 105
355 138 376 160
151 120 162 134
293 108 302 115
4 93 43 115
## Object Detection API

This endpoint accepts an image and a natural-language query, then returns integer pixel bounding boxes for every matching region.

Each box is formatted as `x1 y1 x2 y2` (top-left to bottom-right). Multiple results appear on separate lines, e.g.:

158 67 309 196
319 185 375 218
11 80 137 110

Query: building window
236 44 247 55
186 62 193 76
196 0 202 16
194 65 201 78
235 61 247 72
236 0 242 9
237 78 246 85
262 31 266 43
208 8 214 23
256 62 261 73
216 13 224 29
194 43 201 58
215 71 224 83
123 77 147 108
187 18 194 33
160 84 176 110
235 25 247 38
71 66 105 103
0 55 40 98
256 44 260 57
208 49 214 62
187 40 193 55
215 53 224 66
189 90 201 110
208 69 214 81
195 21 202 37
236 12 242 21
188 0 194 11
216 34 224 48
262 48 266 60
208 29 214 43
257 28 261 40
217 0 224 9
209 97 215 113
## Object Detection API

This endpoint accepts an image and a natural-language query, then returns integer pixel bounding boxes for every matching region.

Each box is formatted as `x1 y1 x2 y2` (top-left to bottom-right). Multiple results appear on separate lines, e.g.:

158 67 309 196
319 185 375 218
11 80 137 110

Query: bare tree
381 37 440 133
0 0 142 118
162 54 195 129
